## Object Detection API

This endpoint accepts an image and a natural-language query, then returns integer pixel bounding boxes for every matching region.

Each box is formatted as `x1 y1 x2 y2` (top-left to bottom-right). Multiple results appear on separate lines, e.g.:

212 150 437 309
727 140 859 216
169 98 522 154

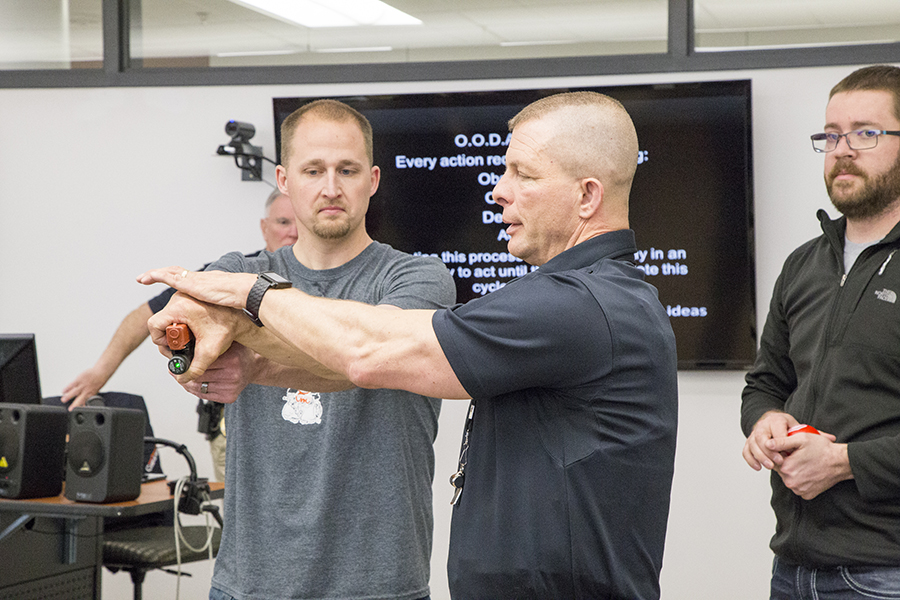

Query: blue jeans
209 588 235 600
771 556 900 599
210 587 430 600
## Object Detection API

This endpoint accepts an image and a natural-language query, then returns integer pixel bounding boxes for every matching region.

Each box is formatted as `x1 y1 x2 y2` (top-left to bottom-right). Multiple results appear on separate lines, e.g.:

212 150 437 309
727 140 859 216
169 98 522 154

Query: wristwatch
244 271 292 327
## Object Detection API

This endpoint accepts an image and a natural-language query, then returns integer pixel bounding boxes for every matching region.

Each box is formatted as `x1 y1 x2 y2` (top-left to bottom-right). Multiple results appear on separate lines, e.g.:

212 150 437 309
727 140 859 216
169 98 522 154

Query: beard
312 219 352 239
826 153 900 220
312 213 353 239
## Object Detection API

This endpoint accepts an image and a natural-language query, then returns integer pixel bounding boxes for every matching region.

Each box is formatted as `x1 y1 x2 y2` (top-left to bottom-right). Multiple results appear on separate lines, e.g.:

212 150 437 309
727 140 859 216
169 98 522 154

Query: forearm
250 356 354 393
248 288 387 379
254 288 454 397
848 437 900 501
137 266 462 397
233 313 349 383
93 303 154 376
741 391 788 437
829 443 854 484
776 440 853 500
742 273 796 437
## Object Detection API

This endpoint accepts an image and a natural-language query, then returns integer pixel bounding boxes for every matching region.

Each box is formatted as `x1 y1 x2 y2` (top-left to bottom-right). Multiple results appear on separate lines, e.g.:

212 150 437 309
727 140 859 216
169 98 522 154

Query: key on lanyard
450 471 465 505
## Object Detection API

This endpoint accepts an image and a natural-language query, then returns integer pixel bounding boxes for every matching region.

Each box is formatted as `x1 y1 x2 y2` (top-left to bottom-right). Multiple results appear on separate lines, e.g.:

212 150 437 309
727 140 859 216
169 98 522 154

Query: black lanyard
450 400 476 506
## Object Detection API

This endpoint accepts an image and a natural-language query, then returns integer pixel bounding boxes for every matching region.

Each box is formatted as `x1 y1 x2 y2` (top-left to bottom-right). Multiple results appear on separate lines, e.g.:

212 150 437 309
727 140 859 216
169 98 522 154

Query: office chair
44 392 222 600
103 520 222 600
104 434 222 600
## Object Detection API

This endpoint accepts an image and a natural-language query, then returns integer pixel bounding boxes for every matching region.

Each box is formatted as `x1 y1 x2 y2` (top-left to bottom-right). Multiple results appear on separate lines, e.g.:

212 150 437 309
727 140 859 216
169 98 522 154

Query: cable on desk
144 437 221 600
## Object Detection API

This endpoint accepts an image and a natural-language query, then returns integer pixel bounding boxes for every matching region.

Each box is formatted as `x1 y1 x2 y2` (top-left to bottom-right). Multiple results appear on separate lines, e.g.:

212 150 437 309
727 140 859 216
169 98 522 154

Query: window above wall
0 0 898 86
694 0 900 51
137 0 670 68
2 0 671 70
0 0 104 70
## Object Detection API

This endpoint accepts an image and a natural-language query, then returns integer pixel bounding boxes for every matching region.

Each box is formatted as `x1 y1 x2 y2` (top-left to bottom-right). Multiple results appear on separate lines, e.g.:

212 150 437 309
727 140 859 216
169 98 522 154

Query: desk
0 480 224 599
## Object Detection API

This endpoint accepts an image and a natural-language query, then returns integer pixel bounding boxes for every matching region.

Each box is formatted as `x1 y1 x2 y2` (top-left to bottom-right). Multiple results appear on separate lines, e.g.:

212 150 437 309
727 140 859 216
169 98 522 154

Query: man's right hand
146 291 247 383
60 367 109 410
180 343 256 404
742 410 799 471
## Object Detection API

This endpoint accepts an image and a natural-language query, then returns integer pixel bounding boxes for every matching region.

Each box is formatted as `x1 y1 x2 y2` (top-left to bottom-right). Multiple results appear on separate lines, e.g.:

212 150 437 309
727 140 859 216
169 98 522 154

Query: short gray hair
265 187 285 216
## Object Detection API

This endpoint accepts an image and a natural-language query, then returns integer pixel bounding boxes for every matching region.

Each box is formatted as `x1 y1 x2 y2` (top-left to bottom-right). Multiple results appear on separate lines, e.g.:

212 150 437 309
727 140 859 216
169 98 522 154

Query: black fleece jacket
742 209 900 567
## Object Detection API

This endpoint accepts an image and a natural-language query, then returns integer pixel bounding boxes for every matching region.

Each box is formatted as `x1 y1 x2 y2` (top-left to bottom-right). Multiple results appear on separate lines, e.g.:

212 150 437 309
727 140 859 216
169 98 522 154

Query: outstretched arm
179 342 354 404
143 288 345 386
260 287 466 398
138 266 469 399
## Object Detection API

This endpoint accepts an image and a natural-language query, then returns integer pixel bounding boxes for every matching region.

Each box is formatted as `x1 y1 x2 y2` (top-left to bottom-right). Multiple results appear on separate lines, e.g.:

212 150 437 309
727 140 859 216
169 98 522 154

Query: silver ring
181 270 189 279
200 382 209 394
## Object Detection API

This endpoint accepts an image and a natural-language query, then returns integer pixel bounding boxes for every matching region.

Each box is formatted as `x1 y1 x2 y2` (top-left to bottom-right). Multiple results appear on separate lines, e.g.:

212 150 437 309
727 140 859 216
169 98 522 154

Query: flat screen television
273 80 756 369
0 334 42 404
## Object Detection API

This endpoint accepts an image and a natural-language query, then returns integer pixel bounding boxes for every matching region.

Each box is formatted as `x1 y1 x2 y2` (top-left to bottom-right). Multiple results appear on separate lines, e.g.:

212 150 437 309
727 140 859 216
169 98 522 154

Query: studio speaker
65 406 145 503
0 403 68 499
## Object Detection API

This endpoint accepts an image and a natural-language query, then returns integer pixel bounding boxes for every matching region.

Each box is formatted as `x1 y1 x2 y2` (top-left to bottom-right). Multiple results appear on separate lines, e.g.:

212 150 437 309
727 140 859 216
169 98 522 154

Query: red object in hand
782 424 820 457
166 323 193 350
165 323 194 375
787 424 820 436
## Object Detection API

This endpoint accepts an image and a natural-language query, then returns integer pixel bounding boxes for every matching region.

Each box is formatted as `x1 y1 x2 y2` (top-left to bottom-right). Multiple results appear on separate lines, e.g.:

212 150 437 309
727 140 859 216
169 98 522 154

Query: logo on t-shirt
281 389 323 425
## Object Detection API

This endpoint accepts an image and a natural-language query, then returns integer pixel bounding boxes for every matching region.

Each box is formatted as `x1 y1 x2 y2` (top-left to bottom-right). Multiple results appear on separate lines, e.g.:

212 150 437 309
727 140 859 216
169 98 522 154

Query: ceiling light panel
228 0 422 27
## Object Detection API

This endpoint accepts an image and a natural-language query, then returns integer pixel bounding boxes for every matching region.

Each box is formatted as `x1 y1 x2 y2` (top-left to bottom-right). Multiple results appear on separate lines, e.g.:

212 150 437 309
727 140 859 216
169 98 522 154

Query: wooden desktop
0 479 224 599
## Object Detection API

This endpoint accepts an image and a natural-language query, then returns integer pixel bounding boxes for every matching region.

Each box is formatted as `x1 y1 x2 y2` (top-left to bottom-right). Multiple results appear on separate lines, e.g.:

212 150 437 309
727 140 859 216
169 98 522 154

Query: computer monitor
0 334 42 404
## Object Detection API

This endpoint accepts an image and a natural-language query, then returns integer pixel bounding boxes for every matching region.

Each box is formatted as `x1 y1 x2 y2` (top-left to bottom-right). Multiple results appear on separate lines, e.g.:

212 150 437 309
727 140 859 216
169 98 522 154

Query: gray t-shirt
844 236 879 274
208 242 456 600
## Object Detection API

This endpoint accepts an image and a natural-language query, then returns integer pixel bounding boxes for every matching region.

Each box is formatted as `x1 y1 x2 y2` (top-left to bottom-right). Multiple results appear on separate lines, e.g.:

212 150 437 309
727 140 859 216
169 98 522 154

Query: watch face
262 271 291 285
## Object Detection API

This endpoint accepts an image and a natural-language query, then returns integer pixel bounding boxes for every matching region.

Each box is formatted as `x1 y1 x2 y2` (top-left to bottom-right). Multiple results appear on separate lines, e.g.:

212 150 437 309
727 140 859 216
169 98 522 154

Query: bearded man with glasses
742 64 900 599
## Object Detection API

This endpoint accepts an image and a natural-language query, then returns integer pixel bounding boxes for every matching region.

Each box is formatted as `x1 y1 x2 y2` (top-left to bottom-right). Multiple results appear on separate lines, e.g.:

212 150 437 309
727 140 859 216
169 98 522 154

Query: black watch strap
243 272 291 327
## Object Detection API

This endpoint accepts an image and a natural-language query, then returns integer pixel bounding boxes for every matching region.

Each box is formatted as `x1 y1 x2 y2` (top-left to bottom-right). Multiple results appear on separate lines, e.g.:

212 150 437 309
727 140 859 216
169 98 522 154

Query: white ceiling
0 0 898 68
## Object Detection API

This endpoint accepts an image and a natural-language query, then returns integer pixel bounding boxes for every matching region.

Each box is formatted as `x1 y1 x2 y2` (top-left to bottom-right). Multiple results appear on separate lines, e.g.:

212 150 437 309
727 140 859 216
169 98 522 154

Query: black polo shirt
433 230 678 600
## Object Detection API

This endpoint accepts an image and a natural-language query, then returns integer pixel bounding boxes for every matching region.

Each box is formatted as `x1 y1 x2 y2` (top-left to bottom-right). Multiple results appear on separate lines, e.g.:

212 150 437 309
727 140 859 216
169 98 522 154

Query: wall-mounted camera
217 120 265 181
224 120 256 143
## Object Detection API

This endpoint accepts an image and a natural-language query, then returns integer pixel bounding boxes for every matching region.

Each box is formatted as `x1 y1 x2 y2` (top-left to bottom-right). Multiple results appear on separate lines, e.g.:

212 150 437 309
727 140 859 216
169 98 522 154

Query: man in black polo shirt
140 91 679 599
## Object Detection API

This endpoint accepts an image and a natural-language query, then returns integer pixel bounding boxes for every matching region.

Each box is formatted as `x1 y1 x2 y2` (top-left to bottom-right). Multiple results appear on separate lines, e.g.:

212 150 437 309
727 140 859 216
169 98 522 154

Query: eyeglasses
810 129 900 153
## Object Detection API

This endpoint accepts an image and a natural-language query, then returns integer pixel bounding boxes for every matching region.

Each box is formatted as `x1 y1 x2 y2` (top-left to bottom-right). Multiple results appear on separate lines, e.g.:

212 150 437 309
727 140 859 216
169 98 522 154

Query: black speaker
0 403 67 499
65 406 145 503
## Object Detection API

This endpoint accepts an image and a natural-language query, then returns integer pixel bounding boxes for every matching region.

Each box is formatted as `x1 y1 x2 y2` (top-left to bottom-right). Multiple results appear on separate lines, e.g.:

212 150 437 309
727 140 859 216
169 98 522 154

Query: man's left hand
766 431 852 500
137 266 257 310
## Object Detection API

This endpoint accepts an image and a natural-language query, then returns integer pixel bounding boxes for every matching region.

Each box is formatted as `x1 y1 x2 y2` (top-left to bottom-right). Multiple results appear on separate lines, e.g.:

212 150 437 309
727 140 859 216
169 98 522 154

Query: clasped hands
742 410 851 500
136 267 259 399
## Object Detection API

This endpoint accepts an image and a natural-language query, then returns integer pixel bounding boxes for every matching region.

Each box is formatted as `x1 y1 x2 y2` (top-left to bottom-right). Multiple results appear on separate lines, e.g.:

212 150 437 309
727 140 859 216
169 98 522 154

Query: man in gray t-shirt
209 244 452 600
158 100 454 600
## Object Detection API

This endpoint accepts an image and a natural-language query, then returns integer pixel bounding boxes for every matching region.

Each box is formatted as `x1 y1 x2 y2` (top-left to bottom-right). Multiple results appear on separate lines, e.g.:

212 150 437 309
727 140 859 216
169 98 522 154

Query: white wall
0 63 875 599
